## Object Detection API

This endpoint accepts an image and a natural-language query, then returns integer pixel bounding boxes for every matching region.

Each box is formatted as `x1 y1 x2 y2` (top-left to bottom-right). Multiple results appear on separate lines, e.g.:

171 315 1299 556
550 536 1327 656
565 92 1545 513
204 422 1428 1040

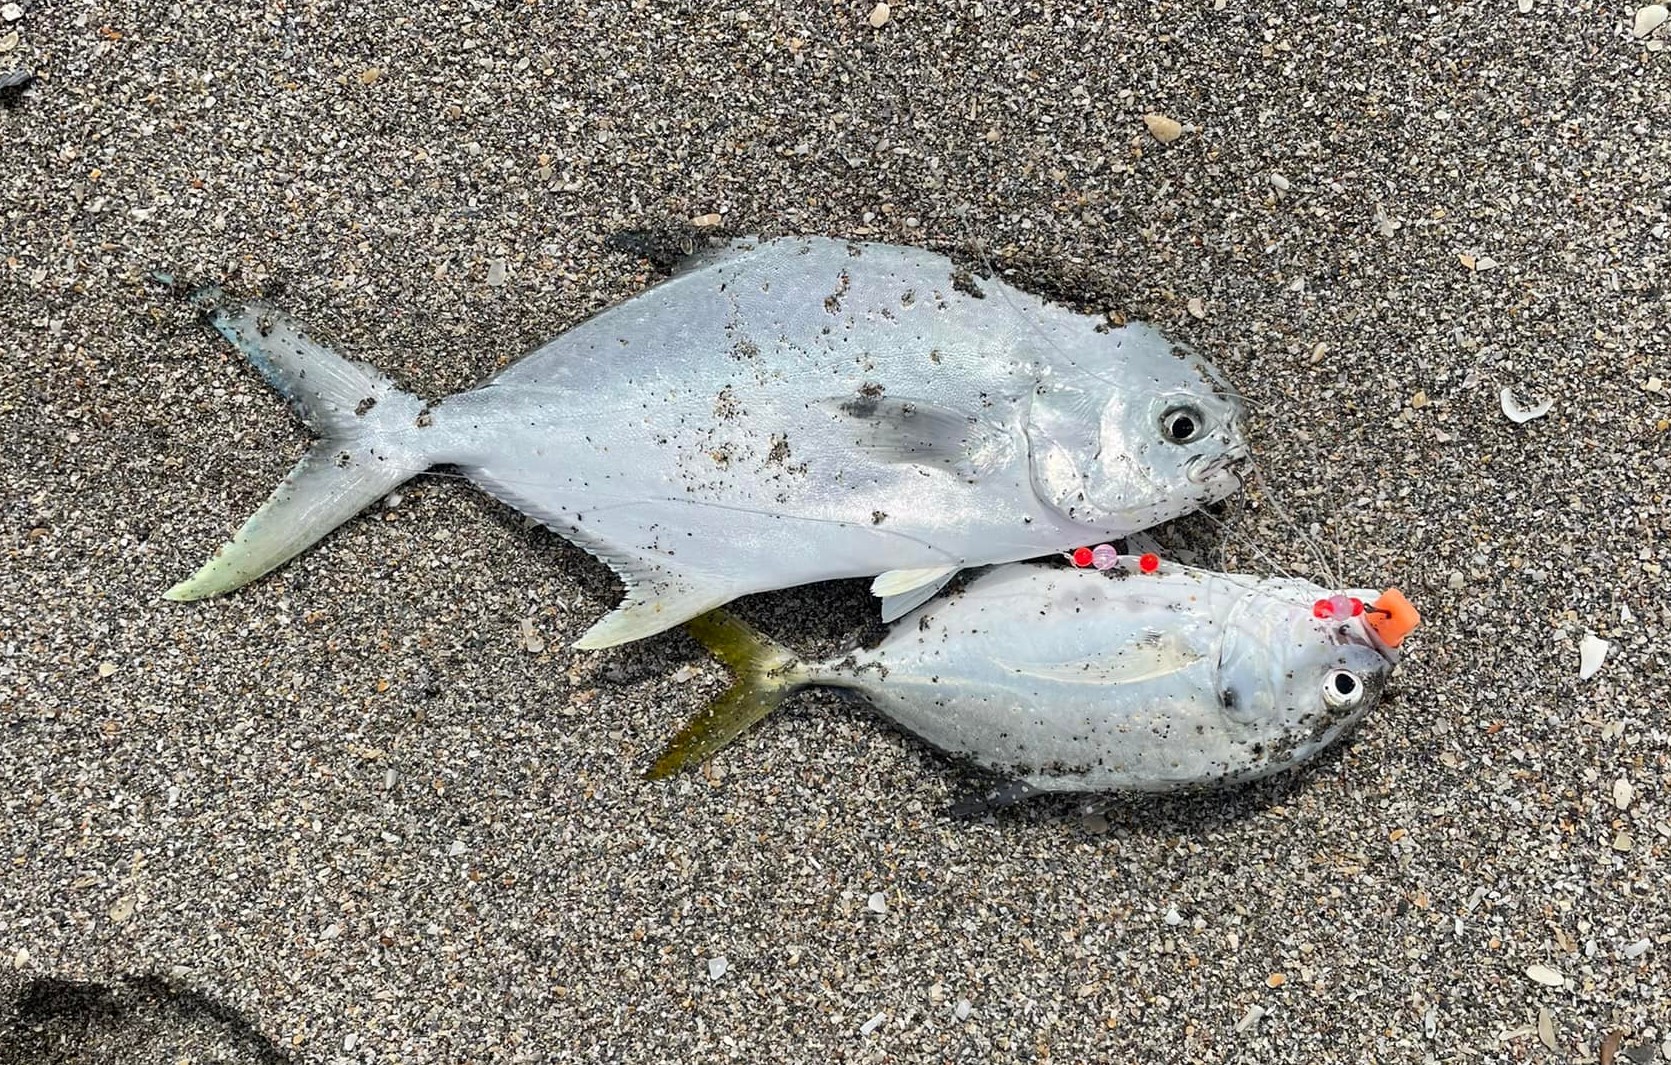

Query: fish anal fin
463 468 739 650
574 582 733 650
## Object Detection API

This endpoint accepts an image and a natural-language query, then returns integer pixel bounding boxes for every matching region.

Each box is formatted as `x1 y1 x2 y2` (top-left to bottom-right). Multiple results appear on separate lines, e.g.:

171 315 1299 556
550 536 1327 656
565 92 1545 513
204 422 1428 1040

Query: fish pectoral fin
876 567 960 622
946 778 1041 820
870 565 959 599
816 397 1014 477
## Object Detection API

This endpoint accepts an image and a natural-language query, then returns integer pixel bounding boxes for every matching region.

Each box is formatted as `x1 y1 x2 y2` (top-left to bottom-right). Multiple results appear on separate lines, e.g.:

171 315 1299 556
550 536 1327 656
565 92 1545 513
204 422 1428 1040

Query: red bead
1071 546 1093 567
1313 599 1333 619
1350 597 1364 616
1138 553 1160 573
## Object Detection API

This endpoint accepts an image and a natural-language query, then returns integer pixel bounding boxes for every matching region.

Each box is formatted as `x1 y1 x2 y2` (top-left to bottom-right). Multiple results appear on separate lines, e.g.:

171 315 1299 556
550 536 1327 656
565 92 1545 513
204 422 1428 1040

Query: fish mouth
1187 446 1252 486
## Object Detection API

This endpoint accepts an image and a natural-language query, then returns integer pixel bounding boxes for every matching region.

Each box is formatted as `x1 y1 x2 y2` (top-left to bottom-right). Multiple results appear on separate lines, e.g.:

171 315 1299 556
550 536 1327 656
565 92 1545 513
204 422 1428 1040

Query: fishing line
1243 460 1341 590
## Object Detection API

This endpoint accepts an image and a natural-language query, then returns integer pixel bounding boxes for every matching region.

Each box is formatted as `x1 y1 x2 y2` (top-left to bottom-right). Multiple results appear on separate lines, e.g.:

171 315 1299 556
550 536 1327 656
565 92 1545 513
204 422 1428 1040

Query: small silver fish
166 237 1250 647
650 561 1419 805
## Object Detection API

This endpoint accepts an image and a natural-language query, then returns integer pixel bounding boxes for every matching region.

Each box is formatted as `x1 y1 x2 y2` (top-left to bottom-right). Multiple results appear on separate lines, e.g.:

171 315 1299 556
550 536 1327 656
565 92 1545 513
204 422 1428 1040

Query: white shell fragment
1634 4 1668 37
859 1011 887 1035
1525 963 1564 987
1612 778 1634 810
867 891 887 914
1500 387 1552 424
707 956 728 981
1235 1004 1267 1033
1623 938 1651 960
1578 633 1609 681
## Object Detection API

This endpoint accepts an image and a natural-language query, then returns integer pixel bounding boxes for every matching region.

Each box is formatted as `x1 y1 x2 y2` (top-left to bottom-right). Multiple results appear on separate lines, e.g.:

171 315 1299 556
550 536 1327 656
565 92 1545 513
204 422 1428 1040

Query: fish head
1213 579 1411 778
1025 335 1250 529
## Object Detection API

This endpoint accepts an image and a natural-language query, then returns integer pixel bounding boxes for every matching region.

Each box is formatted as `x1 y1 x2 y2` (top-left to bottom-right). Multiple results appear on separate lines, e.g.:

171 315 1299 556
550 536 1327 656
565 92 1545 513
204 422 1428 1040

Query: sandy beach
2 1 1668 1061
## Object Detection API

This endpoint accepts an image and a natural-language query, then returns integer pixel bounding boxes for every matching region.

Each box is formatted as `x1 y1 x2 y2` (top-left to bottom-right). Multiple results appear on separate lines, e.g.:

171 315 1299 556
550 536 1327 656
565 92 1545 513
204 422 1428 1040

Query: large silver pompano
651 561 1417 803
166 237 1250 648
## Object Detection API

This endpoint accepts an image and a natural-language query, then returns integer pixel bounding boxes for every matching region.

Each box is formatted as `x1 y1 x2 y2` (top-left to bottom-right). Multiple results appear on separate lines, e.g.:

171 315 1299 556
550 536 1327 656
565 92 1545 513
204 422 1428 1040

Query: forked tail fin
647 611 812 779
164 288 432 601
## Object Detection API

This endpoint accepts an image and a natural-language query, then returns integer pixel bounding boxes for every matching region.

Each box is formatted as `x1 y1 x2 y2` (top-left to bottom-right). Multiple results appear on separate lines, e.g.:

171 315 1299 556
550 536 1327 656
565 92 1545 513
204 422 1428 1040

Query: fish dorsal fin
995 632 1205 686
872 565 960 621
816 397 1015 478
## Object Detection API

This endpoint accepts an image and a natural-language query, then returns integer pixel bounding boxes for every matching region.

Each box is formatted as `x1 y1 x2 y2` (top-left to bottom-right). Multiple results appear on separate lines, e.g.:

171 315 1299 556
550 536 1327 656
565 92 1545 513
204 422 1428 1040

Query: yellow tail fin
647 611 808 779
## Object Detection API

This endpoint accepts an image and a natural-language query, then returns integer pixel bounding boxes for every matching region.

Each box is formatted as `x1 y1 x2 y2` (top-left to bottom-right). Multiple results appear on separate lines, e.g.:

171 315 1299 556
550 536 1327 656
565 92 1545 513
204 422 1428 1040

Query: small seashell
1500 387 1552 424
1633 4 1668 37
707 956 728 980
868 2 891 28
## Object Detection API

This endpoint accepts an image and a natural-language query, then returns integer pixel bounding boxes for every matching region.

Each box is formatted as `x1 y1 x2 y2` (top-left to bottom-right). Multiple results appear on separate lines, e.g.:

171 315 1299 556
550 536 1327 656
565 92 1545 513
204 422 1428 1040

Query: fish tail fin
647 610 811 779
164 288 434 602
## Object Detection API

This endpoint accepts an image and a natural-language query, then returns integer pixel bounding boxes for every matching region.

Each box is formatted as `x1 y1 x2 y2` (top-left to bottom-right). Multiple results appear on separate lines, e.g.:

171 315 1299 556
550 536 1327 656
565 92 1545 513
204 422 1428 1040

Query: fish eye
1322 669 1364 710
1161 405 1206 444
